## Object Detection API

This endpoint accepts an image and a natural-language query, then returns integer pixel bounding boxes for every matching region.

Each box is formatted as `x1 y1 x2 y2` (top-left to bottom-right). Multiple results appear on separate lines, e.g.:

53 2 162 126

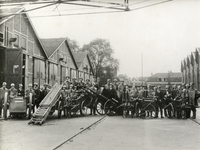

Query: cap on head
28 83 32 87
34 83 38 86
173 84 177 88
186 84 189 87
2 82 7 86
114 79 117 82
19 84 23 87
11 83 15 87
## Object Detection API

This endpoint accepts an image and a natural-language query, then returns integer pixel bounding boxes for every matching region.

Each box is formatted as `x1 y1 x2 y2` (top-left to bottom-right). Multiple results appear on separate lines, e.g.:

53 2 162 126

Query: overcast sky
26 0 200 77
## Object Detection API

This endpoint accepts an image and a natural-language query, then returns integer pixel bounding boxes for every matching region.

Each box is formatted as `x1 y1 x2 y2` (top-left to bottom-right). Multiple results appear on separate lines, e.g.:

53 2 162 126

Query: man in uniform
188 82 198 119
85 79 91 88
25 84 35 113
64 76 71 89
78 78 85 88
0 82 8 118
8 83 18 100
33 83 41 109
155 86 164 118
60 85 68 117
118 80 125 104
17 84 24 97
164 85 173 118
40 83 50 101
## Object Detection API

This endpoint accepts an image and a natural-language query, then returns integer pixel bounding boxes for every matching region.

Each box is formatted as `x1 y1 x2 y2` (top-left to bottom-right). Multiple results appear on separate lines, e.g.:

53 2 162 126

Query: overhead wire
28 0 173 18
0 0 173 19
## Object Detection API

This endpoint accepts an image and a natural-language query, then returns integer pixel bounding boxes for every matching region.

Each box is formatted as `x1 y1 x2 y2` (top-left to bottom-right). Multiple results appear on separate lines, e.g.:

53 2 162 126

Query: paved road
57 116 200 150
1 109 200 150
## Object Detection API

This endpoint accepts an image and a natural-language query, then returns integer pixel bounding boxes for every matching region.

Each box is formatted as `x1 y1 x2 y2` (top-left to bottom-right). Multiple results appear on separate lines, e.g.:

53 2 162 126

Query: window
21 36 26 50
14 34 19 47
0 32 3 43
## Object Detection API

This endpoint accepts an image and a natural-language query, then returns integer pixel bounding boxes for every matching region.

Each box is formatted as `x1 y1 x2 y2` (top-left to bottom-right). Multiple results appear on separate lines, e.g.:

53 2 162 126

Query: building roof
73 52 94 74
73 52 88 68
148 72 182 78
40 38 66 57
0 6 24 25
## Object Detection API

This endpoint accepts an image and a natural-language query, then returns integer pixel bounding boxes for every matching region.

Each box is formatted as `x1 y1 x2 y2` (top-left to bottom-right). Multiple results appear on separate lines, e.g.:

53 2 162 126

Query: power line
28 0 173 18
0 0 173 19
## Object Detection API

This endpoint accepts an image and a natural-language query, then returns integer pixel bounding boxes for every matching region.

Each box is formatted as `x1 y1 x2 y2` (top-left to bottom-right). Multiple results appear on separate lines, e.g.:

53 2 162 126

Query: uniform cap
28 83 32 87
34 83 38 86
2 82 7 86
19 84 23 87
11 83 15 86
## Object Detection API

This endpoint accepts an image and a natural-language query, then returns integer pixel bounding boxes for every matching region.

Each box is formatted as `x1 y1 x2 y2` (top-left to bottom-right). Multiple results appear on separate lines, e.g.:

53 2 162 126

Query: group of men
98 79 199 119
149 82 200 119
0 77 199 119
0 82 50 118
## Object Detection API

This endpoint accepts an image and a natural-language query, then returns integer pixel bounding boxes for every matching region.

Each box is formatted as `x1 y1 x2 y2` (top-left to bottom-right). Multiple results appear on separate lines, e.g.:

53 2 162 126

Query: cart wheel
3 92 8 120
96 101 105 115
28 93 33 119
80 101 88 116
135 102 140 117
57 101 62 119
165 103 174 118
122 109 128 118
104 101 115 116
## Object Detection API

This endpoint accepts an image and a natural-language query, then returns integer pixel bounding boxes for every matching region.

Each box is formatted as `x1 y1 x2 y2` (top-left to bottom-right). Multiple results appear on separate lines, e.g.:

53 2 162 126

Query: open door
5 48 23 88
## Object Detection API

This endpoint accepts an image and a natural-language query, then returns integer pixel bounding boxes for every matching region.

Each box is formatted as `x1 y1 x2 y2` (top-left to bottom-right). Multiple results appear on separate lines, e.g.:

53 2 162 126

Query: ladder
28 83 63 125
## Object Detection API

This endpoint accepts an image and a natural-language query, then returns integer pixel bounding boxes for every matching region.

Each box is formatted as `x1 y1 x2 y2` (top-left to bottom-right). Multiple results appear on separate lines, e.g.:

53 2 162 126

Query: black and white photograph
0 0 200 150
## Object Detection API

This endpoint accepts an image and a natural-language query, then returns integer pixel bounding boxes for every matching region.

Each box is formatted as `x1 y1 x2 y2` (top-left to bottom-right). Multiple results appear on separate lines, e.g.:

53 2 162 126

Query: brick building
0 6 94 89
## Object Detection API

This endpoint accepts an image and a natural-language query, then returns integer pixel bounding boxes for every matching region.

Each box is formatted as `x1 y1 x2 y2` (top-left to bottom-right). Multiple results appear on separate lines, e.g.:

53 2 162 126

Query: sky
25 0 200 77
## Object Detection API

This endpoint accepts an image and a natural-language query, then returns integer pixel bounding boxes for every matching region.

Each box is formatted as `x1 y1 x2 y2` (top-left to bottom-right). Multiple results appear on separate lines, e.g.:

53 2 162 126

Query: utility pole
141 53 143 86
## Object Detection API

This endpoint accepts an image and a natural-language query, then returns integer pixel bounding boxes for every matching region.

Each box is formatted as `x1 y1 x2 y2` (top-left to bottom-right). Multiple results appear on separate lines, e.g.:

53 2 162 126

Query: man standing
40 83 50 101
155 86 164 118
33 83 41 109
0 82 8 118
8 83 18 100
188 82 198 119
25 84 35 113
17 84 24 97
118 80 125 104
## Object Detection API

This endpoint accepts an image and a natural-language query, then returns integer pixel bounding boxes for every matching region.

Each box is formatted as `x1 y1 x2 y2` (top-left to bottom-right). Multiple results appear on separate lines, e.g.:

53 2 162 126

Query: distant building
146 72 182 89
181 48 200 90
132 77 149 87
73 52 94 82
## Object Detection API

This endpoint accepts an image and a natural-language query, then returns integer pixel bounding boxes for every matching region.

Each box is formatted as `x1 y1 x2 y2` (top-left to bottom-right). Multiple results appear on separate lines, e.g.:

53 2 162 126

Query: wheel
122 102 128 118
28 93 33 119
80 100 89 116
96 101 105 115
57 101 62 119
135 102 140 117
104 100 116 116
3 92 8 120
148 104 156 118
165 103 174 118
122 109 128 118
